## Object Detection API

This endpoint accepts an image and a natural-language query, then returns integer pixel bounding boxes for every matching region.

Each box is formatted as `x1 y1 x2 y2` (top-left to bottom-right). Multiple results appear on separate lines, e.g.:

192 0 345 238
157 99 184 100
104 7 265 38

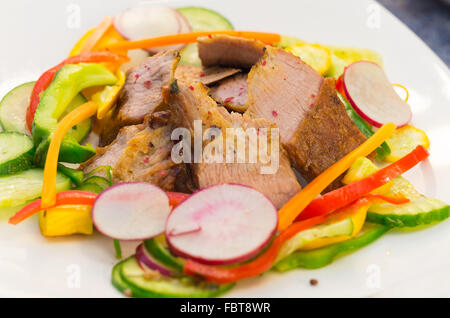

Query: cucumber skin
274 224 390 271
0 132 34 175
177 7 234 31
144 237 185 272
111 258 134 296
0 82 35 134
118 257 234 298
367 205 450 228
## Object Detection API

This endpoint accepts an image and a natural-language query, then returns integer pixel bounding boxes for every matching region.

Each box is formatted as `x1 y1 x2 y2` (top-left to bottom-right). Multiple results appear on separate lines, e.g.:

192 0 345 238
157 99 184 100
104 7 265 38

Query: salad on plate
0 5 447 298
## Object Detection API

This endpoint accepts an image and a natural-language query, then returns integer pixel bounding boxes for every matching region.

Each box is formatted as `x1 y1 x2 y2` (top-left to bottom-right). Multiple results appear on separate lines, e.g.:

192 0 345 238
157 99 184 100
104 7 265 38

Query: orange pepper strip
41 102 98 209
183 215 327 284
103 31 281 52
277 122 397 231
79 16 113 53
9 191 98 225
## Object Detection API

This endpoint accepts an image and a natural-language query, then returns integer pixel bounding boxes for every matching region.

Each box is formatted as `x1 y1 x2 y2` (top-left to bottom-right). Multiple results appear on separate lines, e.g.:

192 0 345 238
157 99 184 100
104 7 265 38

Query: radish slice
135 243 173 277
343 61 412 127
114 6 191 53
92 182 170 241
165 184 278 265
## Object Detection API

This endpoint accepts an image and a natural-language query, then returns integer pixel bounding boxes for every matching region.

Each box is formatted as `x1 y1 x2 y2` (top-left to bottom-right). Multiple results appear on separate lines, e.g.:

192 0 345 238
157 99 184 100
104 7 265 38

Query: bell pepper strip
392 83 409 102
39 204 93 236
296 145 428 222
78 16 113 54
32 64 116 163
113 239 122 259
8 190 97 225
183 215 327 284
41 101 98 209
104 31 281 52
69 28 96 57
167 192 190 208
277 122 397 231
26 52 128 132
274 223 390 271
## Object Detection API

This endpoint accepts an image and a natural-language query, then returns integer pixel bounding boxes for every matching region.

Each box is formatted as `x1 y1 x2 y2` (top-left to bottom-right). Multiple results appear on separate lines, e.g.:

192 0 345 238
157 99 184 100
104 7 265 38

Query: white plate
0 0 449 298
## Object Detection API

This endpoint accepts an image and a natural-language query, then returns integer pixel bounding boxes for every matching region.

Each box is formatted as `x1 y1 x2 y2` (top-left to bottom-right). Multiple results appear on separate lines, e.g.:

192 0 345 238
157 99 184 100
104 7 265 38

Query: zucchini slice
118 256 234 298
0 132 34 175
274 223 390 271
0 168 71 208
367 177 449 227
0 82 35 135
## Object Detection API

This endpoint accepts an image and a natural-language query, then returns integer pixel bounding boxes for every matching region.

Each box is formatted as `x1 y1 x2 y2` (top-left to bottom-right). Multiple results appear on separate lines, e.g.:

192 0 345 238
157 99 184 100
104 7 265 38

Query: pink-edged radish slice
92 182 170 241
114 6 190 53
343 61 412 127
135 243 173 277
165 184 278 265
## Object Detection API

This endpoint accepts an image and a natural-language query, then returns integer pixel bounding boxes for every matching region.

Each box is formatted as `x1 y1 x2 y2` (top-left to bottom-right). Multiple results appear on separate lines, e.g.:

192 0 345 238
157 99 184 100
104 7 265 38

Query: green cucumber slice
83 176 111 190
111 257 133 296
119 256 234 298
0 132 34 175
274 223 390 271
177 7 233 31
277 216 354 262
144 235 185 272
367 177 449 227
0 82 35 135
0 168 71 208
177 7 234 66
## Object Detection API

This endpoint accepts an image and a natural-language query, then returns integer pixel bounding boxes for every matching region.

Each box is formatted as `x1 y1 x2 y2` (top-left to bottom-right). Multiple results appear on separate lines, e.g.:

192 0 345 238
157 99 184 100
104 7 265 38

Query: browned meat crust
198 35 265 69
285 78 367 191
164 81 301 208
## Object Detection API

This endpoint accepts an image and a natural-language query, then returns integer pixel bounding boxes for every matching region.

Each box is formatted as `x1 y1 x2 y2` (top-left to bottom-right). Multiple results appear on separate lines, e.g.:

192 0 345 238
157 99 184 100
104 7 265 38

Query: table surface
378 0 450 66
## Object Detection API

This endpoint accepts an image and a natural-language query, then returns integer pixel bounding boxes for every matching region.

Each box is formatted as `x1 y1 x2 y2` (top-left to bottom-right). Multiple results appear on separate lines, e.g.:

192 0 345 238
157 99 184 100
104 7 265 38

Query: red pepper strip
336 74 346 97
167 192 190 208
26 51 129 132
8 191 98 225
183 215 327 284
296 145 428 222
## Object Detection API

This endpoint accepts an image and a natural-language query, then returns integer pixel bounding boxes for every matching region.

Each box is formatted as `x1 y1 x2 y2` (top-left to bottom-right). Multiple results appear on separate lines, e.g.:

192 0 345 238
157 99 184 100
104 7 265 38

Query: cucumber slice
277 216 354 261
144 235 185 272
177 7 233 31
274 223 390 271
0 82 35 135
119 256 234 298
0 132 34 175
0 168 71 208
367 177 449 227
111 257 133 296
83 176 111 190
177 7 234 66
64 94 92 143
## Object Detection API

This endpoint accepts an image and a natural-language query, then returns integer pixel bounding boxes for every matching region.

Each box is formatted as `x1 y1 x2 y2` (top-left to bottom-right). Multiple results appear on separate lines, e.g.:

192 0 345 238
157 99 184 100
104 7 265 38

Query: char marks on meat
198 35 265 69
245 45 324 144
83 112 178 191
209 73 248 112
100 50 180 145
285 78 367 191
164 81 301 208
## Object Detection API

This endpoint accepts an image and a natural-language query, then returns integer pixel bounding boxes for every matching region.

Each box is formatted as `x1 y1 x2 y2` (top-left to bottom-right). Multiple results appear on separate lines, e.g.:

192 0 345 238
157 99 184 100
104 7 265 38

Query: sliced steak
285 78 367 191
198 35 265 69
245 45 324 144
164 81 301 208
83 112 178 191
175 64 241 85
209 73 248 112
100 50 180 145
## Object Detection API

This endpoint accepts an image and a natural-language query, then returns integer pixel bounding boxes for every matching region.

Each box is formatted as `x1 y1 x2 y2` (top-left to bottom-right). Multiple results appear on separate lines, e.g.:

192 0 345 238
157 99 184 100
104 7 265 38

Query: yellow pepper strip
41 102 98 209
277 122 397 231
69 28 96 57
392 83 409 102
39 205 93 236
79 16 113 54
